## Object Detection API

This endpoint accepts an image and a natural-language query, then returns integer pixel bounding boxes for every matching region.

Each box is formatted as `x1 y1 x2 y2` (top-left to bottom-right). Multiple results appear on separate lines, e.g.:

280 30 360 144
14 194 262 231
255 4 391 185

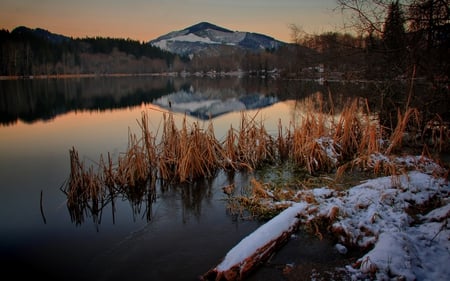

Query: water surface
0 76 297 280
1 76 436 280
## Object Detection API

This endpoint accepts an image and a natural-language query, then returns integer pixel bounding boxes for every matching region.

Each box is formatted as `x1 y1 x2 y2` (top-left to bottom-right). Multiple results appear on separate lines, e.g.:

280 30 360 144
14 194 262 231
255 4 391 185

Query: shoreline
0 72 180 80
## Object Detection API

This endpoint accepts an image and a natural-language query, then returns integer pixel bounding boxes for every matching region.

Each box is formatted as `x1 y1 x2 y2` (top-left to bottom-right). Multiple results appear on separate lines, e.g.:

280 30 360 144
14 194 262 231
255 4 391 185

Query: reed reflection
60 92 449 229
60 147 157 228
160 178 215 224
60 111 223 228
3 76 447 130
61 111 159 227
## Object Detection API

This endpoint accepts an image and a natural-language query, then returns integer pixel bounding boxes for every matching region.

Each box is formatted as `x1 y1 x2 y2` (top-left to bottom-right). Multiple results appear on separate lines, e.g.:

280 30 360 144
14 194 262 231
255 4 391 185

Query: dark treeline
0 26 178 76
0 76 175 125
328 0 449 82
1 0 448 84
0 25 317 77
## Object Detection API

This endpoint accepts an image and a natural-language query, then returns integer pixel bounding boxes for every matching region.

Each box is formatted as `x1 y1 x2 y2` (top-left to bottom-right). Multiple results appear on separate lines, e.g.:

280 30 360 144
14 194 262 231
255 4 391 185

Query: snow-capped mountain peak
149 22 284 56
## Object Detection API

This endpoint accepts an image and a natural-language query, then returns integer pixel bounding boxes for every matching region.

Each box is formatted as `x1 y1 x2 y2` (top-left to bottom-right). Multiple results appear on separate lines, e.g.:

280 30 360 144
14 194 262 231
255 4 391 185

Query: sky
0 0 343 43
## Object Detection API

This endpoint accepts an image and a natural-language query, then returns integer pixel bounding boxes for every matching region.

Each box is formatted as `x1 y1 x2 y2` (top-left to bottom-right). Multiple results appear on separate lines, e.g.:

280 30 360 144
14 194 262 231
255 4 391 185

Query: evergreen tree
382 1 407 76
408 0 449 80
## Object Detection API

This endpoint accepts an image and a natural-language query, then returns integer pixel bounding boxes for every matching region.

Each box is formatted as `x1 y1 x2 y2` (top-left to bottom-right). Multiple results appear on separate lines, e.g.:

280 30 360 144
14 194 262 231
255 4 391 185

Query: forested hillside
1 8 448 83
0 27 178 76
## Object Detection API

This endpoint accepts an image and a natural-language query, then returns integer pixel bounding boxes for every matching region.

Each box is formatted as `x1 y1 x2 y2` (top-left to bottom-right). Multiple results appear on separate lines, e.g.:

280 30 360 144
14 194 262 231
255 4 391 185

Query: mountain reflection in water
0 76 285 125
2 75 446 280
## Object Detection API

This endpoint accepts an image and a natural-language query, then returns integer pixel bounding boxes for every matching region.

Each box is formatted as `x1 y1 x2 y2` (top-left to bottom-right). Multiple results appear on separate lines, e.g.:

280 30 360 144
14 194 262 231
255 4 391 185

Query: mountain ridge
186 22 233 34
149 21 285 56
7 22 285 57
11 26 72 43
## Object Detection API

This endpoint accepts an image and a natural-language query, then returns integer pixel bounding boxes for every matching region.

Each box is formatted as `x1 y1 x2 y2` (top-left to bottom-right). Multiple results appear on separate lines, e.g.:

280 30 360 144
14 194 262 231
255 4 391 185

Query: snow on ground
152 33 222 50
214 155 449 280
322 170 449 280
169 33 221 44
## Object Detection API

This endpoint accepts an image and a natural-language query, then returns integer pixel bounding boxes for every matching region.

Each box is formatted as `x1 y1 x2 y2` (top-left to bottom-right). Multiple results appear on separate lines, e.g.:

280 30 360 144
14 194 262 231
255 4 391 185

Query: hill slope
149 22 285 56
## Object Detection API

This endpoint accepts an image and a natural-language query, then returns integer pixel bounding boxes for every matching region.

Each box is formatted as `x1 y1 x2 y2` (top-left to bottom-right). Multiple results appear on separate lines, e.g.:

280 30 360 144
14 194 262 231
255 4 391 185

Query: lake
0 75 441 280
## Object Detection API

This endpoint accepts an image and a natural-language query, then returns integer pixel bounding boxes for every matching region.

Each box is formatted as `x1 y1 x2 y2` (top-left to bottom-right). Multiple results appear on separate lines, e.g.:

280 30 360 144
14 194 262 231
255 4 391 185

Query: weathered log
201 203 307 281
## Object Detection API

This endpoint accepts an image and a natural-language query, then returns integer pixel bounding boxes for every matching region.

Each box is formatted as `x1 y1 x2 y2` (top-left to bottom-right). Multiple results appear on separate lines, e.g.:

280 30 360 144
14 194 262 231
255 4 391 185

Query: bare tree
337 0 449 78
336 0 396 36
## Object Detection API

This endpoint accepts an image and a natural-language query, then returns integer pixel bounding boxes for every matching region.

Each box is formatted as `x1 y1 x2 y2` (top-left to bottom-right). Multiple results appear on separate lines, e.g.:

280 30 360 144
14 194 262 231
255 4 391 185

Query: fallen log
201 203 307 281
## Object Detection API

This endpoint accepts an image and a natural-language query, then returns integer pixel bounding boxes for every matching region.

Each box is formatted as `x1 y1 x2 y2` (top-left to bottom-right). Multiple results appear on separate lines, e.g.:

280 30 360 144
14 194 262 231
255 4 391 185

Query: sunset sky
0 0 343 43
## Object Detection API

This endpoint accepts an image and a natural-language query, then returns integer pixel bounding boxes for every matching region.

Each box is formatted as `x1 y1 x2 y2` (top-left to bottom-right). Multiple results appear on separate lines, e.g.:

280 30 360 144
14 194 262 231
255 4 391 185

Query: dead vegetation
62 92 449 224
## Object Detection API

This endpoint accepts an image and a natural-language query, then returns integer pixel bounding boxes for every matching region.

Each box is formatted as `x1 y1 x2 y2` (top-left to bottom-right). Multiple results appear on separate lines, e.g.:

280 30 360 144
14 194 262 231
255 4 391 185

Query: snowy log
201 203 307 281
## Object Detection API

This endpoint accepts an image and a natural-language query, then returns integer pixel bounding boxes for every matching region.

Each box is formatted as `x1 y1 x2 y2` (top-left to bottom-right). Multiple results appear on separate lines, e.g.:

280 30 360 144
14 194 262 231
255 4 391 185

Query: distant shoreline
0 69 280 80
0 73 180 80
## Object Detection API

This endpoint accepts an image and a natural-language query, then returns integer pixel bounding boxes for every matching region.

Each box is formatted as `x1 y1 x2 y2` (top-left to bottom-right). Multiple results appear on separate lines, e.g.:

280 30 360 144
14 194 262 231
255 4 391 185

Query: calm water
0 76 438 280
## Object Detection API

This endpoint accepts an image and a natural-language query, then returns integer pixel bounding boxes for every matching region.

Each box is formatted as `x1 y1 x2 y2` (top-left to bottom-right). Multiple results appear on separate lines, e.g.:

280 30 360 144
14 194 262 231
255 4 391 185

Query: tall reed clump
334 98 387 180
108 111 158 196
289 93 341 174
139 111 159 178
223 124 239 171
334 98 432 181
63 112 159 225
158 112 180 182
64 93 442 224
276 119 292 162
114 131 151 188
357 99 384 157
224 111 275 171
333 98 364 160
64 147 105 225
385 107 421 155
158 112 225 183
177 119 224 182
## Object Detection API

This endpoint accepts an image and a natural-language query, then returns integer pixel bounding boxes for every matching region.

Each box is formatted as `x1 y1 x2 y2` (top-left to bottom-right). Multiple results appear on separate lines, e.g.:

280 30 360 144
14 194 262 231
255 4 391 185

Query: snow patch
213 158 449 280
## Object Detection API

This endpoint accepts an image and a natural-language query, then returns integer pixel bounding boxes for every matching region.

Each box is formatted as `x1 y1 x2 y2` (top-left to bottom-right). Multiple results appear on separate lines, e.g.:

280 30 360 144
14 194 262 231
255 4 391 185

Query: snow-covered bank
318 170 449 280
206 156 449 280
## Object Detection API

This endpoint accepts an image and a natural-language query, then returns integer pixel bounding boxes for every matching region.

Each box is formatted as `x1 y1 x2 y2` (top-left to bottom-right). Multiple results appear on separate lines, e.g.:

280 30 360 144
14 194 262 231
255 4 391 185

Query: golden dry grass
385 107 421 155
65 93 445 218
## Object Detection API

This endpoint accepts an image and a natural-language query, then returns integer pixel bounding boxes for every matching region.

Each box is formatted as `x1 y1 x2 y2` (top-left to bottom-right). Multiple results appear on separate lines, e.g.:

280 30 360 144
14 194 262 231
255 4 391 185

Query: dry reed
176 120 222 182
158 112 180 181
276 119 291 162
223 124 239 170
64 147 106 225
158 113 226 182
225 111 275 171
356 99 384 157
385 107 421 155
289 93 341 174
333 98 363 160
65 92 444 223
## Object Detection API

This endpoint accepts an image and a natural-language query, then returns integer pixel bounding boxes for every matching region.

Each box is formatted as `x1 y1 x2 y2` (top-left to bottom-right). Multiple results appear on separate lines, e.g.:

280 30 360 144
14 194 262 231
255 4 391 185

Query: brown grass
233 111 275 170
64 147 106 225
65 93 444 220
158 112 180 181
385 107 421 155
158 113 226 183
333 98 363 160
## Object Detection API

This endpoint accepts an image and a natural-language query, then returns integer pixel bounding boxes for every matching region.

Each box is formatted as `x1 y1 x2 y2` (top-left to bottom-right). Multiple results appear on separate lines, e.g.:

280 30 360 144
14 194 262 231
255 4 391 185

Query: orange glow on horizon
0 1 341 43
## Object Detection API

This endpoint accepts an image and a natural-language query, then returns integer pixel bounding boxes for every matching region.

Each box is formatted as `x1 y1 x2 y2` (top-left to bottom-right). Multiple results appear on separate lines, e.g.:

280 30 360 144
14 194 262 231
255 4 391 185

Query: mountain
149 22 285 56
11 26 71 44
